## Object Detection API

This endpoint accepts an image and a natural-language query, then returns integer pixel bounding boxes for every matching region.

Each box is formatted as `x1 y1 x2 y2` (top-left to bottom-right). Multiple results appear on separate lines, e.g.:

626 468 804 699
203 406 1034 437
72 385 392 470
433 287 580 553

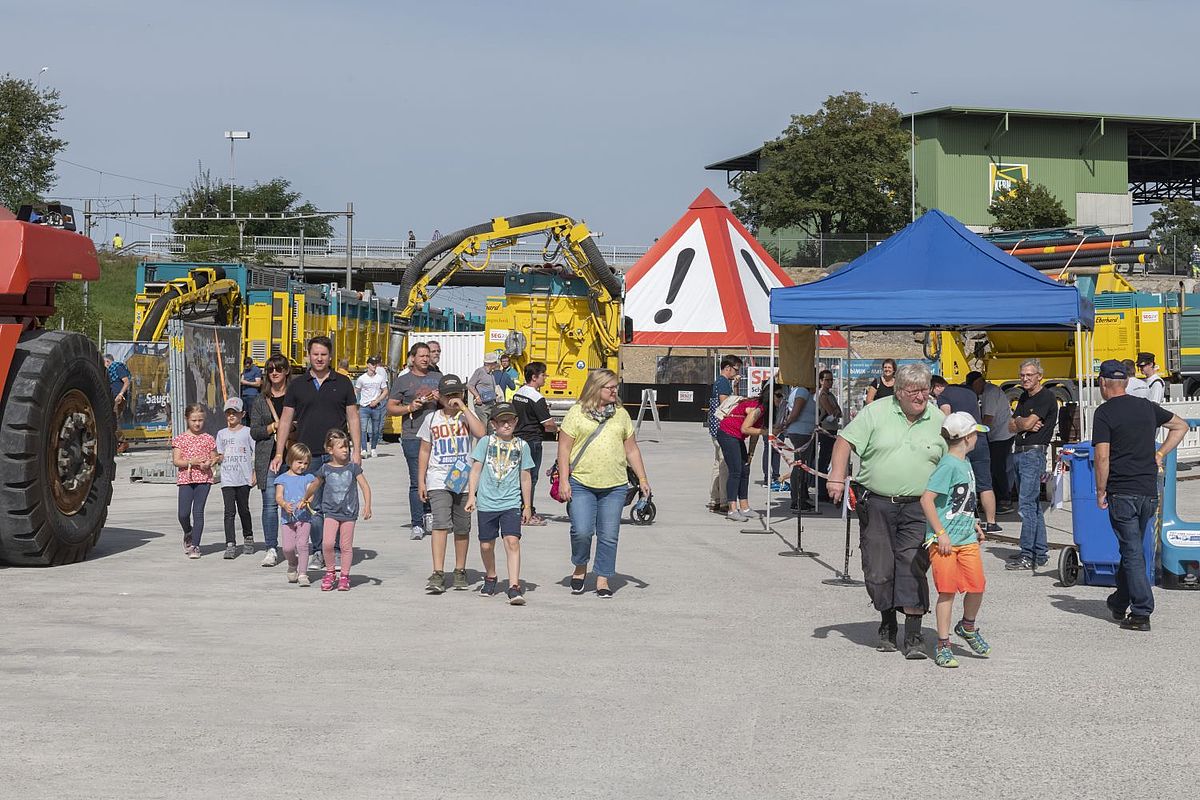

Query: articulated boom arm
133 268 242 342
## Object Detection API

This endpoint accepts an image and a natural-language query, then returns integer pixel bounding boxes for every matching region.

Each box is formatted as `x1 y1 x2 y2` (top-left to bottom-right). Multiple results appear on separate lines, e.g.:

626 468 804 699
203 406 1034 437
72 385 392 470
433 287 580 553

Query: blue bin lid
1062 441 1092 460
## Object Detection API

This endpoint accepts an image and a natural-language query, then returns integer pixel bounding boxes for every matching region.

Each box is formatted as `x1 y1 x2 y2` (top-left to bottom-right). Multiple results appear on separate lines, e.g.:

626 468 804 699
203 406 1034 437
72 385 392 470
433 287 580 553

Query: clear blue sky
10 0 1197 244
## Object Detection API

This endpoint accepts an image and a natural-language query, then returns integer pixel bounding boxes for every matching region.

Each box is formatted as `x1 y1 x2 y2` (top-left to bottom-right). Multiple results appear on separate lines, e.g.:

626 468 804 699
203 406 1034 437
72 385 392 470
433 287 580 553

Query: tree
1148 199 1200 273
731 91 912 236
987 180 1071 230
172 169 334 239
0 76 67 211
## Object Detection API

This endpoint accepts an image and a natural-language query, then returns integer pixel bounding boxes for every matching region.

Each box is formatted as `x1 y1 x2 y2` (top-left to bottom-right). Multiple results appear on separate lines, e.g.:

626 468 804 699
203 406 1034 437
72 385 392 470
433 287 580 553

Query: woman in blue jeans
715 385 770 522
557 369 651 597
249 354 291 567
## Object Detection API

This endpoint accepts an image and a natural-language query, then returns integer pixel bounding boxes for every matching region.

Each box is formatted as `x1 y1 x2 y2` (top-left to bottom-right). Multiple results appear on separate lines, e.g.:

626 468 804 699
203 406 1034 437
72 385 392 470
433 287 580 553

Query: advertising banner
171 322 242 436
105 341 172 439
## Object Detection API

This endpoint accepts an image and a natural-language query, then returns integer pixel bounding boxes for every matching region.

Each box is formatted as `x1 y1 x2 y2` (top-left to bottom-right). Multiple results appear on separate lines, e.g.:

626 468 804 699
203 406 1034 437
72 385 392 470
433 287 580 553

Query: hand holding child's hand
464 495 476 513
937 532 952 556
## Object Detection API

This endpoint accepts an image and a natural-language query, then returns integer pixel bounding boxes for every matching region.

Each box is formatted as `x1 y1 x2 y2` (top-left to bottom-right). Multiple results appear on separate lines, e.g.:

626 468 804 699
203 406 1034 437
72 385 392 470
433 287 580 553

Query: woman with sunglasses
250 354 293 567
556 369 650 597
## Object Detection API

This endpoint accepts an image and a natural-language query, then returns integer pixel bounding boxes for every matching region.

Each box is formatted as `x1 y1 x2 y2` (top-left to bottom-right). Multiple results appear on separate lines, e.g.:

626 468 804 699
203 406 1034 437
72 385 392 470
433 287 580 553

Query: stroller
624 466 656 525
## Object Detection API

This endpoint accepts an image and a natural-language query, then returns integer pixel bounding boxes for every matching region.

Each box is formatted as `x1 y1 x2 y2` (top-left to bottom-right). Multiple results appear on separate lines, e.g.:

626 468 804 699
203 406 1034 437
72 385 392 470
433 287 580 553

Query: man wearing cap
1138 352 1167 403
1006 359 1058 571
1093 359 1188 631
827 362 947 657
939 377 999 534
388 342 441 539
355 356 389 458
468 352 501 423
969 371 1016 514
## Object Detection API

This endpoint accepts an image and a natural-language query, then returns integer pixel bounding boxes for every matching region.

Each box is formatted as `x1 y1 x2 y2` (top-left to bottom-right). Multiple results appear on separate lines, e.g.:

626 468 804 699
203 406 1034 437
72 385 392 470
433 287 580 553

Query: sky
9 0 1199 248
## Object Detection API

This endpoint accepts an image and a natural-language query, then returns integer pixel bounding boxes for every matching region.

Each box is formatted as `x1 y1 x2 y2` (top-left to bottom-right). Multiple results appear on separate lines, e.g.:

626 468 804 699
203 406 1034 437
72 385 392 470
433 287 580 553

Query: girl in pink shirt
716 386 769 521
172 404 216 558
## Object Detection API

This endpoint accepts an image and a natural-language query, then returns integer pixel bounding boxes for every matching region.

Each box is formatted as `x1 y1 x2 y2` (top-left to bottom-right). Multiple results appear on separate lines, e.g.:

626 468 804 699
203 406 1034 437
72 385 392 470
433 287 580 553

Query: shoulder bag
549 416 610 503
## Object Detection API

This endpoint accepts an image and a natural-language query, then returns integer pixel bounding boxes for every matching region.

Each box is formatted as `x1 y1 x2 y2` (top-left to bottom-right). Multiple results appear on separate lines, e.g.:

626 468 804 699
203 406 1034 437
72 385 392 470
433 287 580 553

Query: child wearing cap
417 374 486 594
919 411 994 668
215 397 257 559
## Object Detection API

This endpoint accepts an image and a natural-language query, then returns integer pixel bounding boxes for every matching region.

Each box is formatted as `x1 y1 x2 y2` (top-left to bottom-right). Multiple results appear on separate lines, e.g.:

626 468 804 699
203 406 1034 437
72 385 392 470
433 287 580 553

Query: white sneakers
410 525 425 541
370 448 378 458
261 547 278 567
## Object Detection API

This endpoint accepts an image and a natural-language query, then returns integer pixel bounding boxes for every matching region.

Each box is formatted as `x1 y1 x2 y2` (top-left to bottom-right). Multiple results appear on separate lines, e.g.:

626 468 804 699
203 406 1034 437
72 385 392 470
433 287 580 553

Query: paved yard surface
4 421 1199 798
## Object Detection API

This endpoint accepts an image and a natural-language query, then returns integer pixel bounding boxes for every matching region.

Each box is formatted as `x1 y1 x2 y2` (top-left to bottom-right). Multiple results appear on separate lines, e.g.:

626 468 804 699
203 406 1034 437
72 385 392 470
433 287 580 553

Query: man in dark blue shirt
104 354 131 453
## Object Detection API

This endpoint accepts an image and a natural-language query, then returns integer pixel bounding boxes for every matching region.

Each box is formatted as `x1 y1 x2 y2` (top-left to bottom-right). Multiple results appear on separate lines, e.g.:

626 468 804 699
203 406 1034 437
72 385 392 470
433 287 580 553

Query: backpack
715 394 746 421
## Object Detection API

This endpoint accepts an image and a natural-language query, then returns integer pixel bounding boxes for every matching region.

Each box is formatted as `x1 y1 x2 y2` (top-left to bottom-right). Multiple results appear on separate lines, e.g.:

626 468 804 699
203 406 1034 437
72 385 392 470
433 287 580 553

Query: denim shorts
477 508 522 541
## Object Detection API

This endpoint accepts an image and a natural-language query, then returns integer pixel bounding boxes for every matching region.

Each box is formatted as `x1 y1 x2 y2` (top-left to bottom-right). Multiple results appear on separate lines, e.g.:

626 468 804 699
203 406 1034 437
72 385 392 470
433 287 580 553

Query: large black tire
0 331 115 566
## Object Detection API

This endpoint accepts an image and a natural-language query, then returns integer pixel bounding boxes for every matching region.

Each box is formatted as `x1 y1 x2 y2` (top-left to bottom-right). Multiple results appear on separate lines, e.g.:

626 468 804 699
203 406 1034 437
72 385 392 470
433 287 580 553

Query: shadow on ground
1049 593 1116 622
554 572 650 594
89 527 164 560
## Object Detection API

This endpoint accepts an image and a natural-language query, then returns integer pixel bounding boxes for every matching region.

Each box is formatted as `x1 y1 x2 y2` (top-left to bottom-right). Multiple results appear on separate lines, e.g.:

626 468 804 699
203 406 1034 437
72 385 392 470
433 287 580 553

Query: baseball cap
490 401 518 420
223 397 244 413
366 355 380 365
438 374 465 395
942 411 988 439
964 371 984 385
1136 351 1155 366
1099 359 1127 379
483 352 499 364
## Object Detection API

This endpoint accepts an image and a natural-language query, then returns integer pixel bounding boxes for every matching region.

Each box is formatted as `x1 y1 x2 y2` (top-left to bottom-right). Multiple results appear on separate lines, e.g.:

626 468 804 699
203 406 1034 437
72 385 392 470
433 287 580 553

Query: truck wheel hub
49 390 98 516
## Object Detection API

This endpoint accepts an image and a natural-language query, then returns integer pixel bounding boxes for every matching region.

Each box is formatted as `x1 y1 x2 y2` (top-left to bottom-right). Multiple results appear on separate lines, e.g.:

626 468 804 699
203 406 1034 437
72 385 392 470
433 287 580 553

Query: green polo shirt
841 396 947 496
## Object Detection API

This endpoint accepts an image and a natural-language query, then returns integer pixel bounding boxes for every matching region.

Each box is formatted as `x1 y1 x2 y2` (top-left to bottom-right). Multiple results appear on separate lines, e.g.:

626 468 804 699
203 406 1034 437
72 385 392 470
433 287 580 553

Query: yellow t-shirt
561 404 635 490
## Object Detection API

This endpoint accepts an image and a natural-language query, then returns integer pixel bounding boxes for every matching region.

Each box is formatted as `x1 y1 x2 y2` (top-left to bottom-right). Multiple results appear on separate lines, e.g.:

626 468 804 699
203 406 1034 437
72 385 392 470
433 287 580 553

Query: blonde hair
578 369 619 412
286 442 312 466
324 428 351 451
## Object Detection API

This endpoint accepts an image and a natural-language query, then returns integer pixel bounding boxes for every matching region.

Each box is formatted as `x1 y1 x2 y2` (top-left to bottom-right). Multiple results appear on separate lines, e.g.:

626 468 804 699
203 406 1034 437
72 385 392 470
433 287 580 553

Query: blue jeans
359 404 384 450
1015 447 1048 562
260 468 279 549
304 453 331 552
716 430 749 502
568 478 626 577
522 438 543 513
402 437 429 528
1106 493 1157 618
761 439 781 483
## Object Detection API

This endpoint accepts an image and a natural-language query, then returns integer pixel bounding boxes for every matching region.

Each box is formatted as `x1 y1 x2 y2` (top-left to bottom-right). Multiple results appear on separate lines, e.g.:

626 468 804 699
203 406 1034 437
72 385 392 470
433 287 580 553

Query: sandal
321 570 337 592
337 575 350 591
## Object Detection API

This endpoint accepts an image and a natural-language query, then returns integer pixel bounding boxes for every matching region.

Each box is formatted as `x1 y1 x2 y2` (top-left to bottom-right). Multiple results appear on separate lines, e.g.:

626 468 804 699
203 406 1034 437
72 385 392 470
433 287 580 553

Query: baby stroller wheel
631 499 656 525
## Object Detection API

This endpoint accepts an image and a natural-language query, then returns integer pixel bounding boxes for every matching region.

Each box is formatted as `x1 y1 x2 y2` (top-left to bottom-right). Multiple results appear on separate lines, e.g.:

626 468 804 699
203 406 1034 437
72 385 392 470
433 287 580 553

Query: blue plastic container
1062 442 1156 587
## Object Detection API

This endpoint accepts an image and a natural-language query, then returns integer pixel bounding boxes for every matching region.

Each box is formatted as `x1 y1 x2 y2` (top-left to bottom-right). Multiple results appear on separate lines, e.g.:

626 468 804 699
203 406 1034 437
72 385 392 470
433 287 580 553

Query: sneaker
1107 601 1127 622
570 577 586 594
901 633 928 660
769 480 786 492
1120 614 1151 631
410 525 425 541
480 576 499 596
309 551 325 570
286 571 299 584
1005 555 1033 571
223 543 237 559
371 448 378 458
507 585 526 605
596 588 614 598
242 540 254 555
360 449 368 458
187 546 201 559
426 571 446 594
452 569 469 591
423 512 434 534
261 548 279 567
1035 556 1049 568
298 572 311 587
984 523 1002 534
337 575 350 592
726 510 748 522
934 645 959 668
321 570 337 592
953 621 992 656
876 623 898 653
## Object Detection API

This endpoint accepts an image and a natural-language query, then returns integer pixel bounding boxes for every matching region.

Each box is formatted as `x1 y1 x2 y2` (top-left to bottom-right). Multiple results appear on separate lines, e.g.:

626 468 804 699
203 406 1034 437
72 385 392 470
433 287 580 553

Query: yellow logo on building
990 163 1028 201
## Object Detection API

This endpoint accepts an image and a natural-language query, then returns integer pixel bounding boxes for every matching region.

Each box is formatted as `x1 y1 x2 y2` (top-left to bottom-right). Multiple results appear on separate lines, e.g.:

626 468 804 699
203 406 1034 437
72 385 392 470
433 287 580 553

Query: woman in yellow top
556 369 651 597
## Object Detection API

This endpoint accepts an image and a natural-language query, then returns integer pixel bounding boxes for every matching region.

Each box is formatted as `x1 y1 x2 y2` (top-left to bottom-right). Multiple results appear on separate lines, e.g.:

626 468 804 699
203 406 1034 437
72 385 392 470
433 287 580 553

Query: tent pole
781 326 818 557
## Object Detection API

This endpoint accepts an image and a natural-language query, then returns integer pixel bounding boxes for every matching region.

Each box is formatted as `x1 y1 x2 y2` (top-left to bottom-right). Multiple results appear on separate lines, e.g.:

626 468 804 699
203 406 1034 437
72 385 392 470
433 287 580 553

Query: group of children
171 372 533 605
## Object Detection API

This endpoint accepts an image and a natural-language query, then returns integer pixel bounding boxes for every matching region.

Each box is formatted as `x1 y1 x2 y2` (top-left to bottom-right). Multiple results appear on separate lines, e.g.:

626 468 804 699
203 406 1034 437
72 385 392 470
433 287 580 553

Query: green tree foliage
987 180 1071 231
1148 199 1200 271
0 76 67 211
731 91 912 235
172 169 334 239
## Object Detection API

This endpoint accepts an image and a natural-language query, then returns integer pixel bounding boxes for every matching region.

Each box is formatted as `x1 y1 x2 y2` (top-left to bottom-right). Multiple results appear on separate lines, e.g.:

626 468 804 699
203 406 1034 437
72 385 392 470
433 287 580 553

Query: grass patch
46 253 139 344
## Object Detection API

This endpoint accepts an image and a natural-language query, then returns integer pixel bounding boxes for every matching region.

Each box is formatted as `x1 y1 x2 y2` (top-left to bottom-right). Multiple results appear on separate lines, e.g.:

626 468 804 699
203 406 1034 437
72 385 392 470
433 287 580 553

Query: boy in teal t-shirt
465 403 534 605
919 412 993 668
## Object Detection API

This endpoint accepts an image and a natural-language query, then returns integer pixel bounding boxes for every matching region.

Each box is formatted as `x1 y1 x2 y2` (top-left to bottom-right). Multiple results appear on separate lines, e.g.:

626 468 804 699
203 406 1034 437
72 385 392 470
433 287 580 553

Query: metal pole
910 113 916 223
345 202 354 288
229 137 235 214
299 222 306 281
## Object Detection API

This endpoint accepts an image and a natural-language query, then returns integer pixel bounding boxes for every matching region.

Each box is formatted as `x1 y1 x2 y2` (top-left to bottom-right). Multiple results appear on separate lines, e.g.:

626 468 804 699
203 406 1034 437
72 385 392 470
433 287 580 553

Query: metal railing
140 234 649 266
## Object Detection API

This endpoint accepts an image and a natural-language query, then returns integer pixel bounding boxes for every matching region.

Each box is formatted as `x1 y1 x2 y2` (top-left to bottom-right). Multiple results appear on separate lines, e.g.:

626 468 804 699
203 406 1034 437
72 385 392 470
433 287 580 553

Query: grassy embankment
46 253 139 345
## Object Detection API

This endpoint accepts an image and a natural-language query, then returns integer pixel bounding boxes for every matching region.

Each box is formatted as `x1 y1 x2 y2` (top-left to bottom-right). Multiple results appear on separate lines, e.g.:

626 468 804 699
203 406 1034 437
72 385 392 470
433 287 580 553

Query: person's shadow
1048 593 1116 622
811 620 886 649
554 572 650 594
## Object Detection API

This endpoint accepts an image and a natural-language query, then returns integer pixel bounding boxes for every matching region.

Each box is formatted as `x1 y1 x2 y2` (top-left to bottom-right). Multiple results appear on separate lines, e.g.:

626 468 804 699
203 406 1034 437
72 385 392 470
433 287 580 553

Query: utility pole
345 201 354 288
910 91 919 223
83 199 92 310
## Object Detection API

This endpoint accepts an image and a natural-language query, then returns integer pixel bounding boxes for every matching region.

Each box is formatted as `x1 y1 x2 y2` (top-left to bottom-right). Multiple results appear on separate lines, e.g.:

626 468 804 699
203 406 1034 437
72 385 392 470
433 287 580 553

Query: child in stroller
624 465 655 525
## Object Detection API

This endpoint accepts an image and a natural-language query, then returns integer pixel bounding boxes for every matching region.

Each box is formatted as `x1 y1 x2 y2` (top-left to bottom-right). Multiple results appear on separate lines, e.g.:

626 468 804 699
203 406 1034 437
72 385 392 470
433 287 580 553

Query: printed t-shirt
282 370 356 455
709 375 734 437
317 461 363 520
216 426 255 487
718 398 762 439
513 384 552 442
470 435 535 512
1092 395 1173 497
468 366 498 404
417 409 476 491
355 371 388 406
924 454 979 546
388 370 441 439
560 405 635 490
274 471 316 524
1013 387 1058 447
173 432 216 485
785 386 815 437
840 396 946 497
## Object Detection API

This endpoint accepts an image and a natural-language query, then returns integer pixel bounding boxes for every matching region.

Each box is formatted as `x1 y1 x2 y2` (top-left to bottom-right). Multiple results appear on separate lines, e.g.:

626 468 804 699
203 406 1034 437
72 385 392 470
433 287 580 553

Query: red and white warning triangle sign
626 189 842 347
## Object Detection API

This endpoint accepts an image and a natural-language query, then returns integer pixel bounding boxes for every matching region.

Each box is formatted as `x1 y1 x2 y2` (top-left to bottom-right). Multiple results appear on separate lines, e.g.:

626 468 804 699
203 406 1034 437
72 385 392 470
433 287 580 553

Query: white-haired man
1006 359 1058 571
827 362 947 658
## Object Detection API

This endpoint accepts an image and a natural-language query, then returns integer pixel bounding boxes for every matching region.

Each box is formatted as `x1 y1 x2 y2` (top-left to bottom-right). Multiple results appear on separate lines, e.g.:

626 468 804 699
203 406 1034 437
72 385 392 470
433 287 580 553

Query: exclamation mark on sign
654 248 694 324
740 249 770 295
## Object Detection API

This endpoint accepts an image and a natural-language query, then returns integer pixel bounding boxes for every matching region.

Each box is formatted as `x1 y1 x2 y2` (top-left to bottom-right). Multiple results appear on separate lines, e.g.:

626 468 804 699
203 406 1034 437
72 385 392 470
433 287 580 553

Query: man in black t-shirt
1093 360 1188 631
512 361 557 525
1006 359 1059 571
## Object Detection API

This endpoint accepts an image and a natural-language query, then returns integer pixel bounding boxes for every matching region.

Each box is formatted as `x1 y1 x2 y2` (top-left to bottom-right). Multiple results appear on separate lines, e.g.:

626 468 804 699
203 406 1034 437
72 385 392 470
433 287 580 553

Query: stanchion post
822 493 865 586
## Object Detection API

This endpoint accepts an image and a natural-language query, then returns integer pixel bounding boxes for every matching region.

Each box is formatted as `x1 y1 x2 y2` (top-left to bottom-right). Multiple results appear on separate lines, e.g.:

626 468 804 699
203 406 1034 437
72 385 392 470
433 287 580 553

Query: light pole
224 130 250 214
34 66 48 88
909 91 919 223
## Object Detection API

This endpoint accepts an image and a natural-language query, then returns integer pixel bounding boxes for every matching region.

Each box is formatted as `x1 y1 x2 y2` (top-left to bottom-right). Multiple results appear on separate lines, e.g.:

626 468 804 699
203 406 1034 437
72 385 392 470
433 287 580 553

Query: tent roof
768 210 1094 331
625 189 845 348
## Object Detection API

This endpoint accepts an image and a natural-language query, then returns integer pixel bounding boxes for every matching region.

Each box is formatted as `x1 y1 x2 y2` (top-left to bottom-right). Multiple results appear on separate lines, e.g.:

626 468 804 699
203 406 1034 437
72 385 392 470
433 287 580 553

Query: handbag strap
569 416 610 472
265 393 281 424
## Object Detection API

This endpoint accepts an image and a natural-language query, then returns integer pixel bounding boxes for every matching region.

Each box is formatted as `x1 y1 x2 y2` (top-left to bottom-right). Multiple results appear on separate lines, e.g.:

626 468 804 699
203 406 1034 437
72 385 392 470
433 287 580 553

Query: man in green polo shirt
827 362 946 658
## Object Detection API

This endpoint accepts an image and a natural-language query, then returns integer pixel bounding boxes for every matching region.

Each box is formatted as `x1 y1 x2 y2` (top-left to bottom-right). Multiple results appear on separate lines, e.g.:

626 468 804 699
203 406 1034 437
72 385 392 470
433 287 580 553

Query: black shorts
967 446 993 492
477 508 522 541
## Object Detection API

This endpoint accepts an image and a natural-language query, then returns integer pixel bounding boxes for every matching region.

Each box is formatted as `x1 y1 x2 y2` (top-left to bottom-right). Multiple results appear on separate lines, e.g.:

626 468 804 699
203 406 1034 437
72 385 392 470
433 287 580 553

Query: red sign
549 379 569 391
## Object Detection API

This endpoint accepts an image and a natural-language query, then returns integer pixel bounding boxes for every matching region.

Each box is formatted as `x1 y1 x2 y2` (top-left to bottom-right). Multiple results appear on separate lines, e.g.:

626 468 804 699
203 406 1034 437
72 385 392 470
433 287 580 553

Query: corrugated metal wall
420 331 485 380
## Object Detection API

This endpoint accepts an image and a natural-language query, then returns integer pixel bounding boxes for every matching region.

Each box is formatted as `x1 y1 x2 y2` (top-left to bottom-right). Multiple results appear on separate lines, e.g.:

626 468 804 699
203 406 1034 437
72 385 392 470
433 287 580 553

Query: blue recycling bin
1061 442 1156 587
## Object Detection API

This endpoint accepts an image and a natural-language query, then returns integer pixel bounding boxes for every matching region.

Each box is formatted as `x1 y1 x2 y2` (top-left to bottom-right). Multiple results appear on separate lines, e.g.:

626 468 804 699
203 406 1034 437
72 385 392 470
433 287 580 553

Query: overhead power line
57 157 186 191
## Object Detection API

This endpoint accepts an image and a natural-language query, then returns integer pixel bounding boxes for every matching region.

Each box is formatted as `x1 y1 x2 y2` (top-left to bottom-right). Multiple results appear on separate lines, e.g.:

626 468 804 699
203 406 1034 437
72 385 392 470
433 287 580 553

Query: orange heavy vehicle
0 204 115 565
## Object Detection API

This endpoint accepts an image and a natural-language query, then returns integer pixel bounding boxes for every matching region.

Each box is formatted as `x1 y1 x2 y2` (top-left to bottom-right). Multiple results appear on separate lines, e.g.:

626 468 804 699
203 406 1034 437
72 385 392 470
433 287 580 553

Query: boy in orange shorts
920 411 993 668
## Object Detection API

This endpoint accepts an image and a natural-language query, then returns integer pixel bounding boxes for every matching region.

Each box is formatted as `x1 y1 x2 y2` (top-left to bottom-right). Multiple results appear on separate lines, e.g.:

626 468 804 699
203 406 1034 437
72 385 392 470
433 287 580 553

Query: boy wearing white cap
919 411 993 668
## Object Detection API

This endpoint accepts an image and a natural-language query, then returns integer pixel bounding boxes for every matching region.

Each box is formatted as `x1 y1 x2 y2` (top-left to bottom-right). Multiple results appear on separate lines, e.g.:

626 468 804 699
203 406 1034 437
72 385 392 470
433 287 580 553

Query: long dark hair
265 353 290 393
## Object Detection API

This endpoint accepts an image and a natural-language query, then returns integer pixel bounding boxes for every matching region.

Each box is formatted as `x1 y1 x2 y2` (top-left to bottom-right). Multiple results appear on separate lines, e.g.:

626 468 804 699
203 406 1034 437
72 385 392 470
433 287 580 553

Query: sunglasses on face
267 366 286 373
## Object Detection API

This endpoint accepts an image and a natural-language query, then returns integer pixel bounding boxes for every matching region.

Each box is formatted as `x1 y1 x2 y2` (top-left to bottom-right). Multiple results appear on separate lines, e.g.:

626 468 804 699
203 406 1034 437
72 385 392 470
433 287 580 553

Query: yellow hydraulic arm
133 267 242 342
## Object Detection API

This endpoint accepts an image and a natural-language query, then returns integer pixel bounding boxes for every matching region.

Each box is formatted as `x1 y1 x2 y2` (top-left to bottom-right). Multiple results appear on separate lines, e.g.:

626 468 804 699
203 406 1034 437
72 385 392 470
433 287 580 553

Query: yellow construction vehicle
133 265 242 342
393 213 624 413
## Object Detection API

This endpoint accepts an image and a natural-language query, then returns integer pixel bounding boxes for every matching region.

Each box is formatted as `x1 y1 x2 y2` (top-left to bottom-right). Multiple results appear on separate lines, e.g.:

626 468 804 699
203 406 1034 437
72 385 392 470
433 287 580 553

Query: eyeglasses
899 387 930 397
266 366 287 373
1019 372 1040 379
602 384 619 391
